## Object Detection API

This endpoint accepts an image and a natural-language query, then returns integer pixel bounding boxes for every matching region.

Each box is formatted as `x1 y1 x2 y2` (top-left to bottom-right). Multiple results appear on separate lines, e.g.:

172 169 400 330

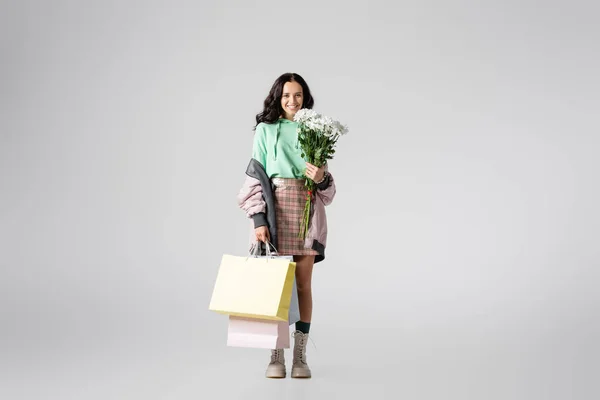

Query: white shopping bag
226 315 290 349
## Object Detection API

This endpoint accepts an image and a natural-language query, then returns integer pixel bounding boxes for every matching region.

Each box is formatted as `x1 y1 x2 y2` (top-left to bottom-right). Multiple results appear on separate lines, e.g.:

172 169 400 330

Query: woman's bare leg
293 255 315 323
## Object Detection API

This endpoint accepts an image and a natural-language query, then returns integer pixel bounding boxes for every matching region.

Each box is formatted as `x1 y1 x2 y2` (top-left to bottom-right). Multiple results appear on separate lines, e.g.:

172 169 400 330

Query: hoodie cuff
252 212 268 228
316 173 331 191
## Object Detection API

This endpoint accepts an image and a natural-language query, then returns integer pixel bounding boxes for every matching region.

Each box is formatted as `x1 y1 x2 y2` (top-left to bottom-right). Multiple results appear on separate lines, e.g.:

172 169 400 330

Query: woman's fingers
306 163 326 182
255 226 270 243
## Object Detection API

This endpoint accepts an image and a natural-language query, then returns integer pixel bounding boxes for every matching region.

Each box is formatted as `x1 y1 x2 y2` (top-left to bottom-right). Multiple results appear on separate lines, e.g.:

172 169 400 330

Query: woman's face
280 81 303 120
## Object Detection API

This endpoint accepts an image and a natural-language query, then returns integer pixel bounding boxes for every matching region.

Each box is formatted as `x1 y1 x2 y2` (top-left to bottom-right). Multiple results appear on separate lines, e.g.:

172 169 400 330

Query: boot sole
291 371 312 379
266 369 286 378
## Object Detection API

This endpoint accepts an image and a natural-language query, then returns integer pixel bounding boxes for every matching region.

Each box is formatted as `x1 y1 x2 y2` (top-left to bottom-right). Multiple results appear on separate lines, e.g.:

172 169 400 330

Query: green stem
298 180 314 240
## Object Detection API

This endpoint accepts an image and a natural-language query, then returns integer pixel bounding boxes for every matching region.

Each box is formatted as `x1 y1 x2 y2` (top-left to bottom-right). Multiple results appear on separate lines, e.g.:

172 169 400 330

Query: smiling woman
236 72 338 379
281 81 303 118
254 73 315 125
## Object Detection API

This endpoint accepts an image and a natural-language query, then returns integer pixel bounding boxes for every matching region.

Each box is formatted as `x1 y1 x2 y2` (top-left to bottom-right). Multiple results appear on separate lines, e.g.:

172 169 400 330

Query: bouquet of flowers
294 108 348 239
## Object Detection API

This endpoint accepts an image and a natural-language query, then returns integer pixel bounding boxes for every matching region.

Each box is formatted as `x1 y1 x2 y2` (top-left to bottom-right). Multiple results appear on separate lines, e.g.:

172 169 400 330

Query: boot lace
270 348 284 364
293 331 309 364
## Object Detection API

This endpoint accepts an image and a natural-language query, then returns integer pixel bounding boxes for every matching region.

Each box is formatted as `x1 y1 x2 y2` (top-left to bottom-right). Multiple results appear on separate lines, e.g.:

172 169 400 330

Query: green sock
295 321 311 334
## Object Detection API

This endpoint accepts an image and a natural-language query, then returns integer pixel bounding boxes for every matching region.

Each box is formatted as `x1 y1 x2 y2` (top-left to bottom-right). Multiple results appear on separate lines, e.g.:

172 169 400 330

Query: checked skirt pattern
271 177 318 257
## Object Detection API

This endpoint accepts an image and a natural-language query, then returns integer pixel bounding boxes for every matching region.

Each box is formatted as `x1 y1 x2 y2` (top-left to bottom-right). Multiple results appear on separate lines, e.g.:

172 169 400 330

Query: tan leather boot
265 349 286 378
291 331 311 378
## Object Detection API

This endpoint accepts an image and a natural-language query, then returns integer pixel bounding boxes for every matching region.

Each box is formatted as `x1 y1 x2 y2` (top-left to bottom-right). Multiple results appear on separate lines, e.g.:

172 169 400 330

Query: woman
237 72 337 379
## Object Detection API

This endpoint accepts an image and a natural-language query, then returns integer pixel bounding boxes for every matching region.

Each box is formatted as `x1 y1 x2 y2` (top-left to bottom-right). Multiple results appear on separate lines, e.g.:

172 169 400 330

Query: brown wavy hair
254 72 315 129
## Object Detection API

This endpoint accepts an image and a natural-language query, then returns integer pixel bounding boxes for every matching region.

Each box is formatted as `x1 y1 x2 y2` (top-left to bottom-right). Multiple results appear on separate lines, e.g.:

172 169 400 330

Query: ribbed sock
295 321 311 334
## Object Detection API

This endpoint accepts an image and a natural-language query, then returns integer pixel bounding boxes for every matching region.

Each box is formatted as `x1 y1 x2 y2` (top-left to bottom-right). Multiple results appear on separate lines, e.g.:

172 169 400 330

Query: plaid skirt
272 177 318 256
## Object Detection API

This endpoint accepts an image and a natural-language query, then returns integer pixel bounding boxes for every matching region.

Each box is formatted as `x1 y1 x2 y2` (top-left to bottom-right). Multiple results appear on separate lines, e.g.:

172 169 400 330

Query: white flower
331 120 348 136
294 108 348 138
293 108 320 124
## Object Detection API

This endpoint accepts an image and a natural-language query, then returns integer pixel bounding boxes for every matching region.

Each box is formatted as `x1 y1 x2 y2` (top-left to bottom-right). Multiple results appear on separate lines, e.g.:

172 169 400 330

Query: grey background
1 1 599 399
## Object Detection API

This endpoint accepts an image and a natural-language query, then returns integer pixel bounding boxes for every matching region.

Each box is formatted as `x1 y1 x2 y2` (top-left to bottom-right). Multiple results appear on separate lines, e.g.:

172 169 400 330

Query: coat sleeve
236 174 268 227
316 171 336 206
237 125 270 228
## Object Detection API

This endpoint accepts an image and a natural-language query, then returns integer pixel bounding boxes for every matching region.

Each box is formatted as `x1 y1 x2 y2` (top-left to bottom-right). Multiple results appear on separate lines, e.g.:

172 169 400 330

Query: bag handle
247 240 279 261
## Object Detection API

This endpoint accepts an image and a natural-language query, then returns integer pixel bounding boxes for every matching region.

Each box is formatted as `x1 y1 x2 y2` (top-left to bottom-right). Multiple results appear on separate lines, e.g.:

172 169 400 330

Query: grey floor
2 315 597 400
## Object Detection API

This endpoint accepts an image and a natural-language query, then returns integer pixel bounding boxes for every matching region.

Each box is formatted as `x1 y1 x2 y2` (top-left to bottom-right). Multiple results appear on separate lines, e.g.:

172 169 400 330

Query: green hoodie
252 118 306 179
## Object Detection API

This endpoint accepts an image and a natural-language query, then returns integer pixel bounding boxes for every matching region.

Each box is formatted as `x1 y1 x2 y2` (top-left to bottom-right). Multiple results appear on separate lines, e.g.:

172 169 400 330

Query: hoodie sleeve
251 124 268 170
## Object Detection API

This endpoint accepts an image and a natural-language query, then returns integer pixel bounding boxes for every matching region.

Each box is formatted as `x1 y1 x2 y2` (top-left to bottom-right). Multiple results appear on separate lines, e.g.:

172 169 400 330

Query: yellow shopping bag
208 252 296 321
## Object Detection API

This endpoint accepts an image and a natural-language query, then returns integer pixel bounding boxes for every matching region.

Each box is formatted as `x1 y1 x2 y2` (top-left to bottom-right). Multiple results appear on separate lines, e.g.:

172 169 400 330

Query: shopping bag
208 244 296 321
288 278 301 325
226 316 290 349
249 242 301 326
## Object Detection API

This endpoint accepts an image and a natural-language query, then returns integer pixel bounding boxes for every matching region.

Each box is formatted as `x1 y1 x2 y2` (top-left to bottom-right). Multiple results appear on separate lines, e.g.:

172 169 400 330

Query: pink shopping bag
226 315 290 349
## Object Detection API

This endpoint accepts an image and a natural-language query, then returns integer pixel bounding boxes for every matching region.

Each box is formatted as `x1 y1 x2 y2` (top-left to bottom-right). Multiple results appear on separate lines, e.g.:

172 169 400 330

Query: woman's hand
255 226 270 243
305 162 326 183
